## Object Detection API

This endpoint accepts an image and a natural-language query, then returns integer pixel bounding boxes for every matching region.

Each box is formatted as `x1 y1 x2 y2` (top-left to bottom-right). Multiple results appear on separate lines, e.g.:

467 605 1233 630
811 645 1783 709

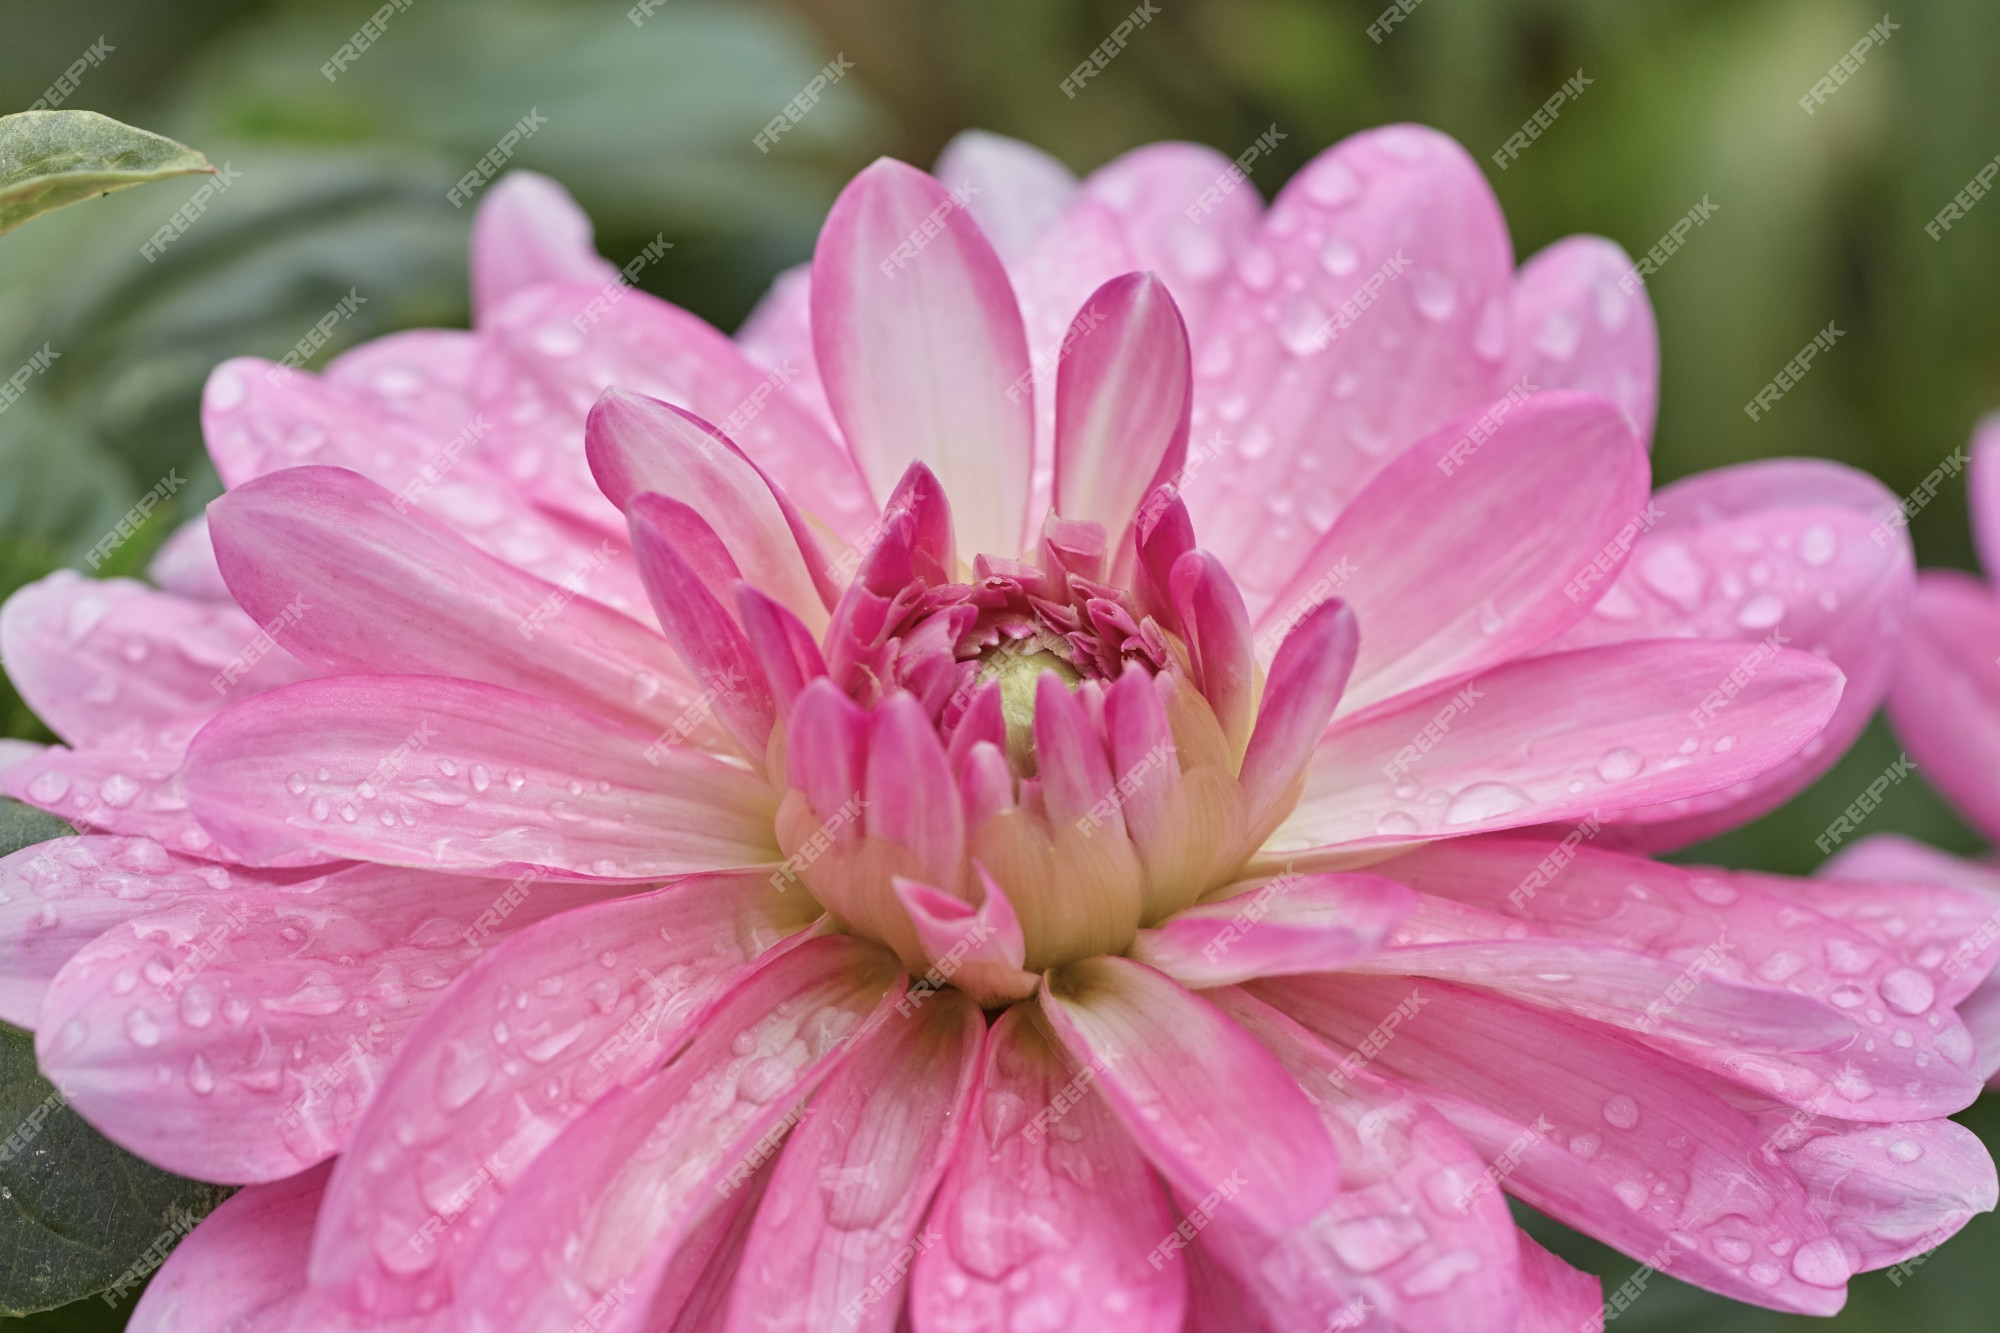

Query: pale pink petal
932 130 1077 262
208 466 716 747
1202 989 1523 1333
1104 662 1181 866
910 1003 1186 1333
737 584 828 718
474 282 877 546
0 835 248 1027
448 936 904 1333
734 263 840 438
322 329 479 439
724 987 984 1332
1377 837 1987 1121
1052 272 1190 554
182 675 777 876
1887 571 2000 842
1259 392 1649 709
1238 600 1358 840
812 158 1033 559
786 678 870 837
1040 955 1339 1231
1514 1232 1603 1333
39 861 603 1183
469 170 619 324
895 870 1038 1007
1970 414 2000 579
2 718 246 862
1170 551 1256 757
1130 872 1413 989
1777 1113 1995 1272
588 389 833 625
1032 670 1121 836
1269 641 1842 856
648 1153 778 1333
148 516 232 602
1185 125 1515 600
866 692 965 884
1959 970 2000 1083
306 871 815 1317
127 1161 330 1333
1 573 313 747
1508 235 1658 446
1258 975 1848 1314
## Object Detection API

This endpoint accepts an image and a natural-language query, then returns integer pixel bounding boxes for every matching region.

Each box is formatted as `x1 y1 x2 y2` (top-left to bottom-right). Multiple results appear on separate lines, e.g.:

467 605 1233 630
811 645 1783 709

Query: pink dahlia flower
0 127 1990 1331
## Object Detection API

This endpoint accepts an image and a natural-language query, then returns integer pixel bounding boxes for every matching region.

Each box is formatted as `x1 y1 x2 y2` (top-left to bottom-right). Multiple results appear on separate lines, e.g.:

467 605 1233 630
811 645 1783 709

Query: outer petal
1508 235 1658 447
1202 989 1523 1333
1238 600 1358 841
1970 412 2000 579
932 130 1077 262
734 263 840 438
322 328 479 439
148 516 232 602
1258 975 1848 1315
1515 1232 1603 1333
1185 125 1515 598
812 158 1033 559
894 871 1038 1007
1258 391 1649 709
307 872 815 1317
1040 955 1339 1232
127 1162 331 1333
1 573 313 747
2 718 239 861
448 936 904 1333
1269 641 1842 856
1777 1113 1996 1272
37 863 599 1184
1887 571 2000 842
182 675 777 876
909 1003 1186 1333
469 170 619 324
723 987 984 1332
1129 872 1414 989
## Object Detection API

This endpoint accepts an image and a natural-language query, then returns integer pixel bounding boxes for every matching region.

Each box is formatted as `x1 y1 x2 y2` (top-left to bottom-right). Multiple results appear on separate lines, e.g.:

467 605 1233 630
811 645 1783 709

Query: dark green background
1 0 1996 1325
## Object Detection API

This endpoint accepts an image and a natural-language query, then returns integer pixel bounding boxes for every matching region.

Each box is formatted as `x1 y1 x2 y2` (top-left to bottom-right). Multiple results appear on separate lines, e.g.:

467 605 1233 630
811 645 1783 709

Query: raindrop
1236 247 1277 292
1799 524 1837 567
126 1009 162 1048
1318 237 1359 276
1443 782 1530 826
1327 1213 1426 1272
1533 310 1581 362
1303 160 1361 207
1601 1094 1639 1129
1375 811 1421 837
1887 1139 1923 1163
1411 270 1457 322
1878 967 1935 1015
187 1053 215 1095
1735 592 1786 631
1790 1237 1849 1288
1595 748 1642 782
26 771 70 803
286 772 308 796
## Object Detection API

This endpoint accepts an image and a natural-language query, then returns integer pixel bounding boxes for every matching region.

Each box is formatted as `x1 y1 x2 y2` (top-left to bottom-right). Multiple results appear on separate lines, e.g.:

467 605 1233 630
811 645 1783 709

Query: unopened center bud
980 644 1081 774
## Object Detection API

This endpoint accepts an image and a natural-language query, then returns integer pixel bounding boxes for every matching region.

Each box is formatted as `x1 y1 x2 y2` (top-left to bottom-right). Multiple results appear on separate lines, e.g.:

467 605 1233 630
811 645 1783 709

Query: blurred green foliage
2 0 1998 1325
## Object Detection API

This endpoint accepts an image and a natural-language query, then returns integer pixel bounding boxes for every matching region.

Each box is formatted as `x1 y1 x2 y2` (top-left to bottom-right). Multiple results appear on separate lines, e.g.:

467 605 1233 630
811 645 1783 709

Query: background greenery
0 0 1995 1325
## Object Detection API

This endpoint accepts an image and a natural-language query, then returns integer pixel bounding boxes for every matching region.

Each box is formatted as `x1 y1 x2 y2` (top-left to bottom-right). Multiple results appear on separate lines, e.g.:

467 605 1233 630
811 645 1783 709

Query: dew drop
1735 592 1786 631
1878 967 1936 1015
26 771 70 803
1613 1179 1648 1209
1595 748 1642 782
1601 1094 1639 1129
1790 1236 1850 1288
1533 310 1581 362
1375 811 1421 837
1303 160 1361 207
1318 237 1359 276
1328 1213 1425 1272
286 772 308 796
1411 269 1457 322
1887 1138 1923 1162
1569 1132 1601 1159
1687 876 1739 906
187 1053 215 1094
1443 782 1530 826
1236 247 1277 291
126 1008 162 1048
1799 523 1837 567
1757 950 1807 983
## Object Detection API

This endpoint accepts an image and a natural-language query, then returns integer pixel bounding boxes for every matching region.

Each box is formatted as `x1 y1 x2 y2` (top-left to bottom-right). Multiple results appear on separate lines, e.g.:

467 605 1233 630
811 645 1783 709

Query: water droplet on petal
1236 247 1277 291
1411 269 1457 322
1736 592 1786 630
1879 967 1936 1015
1318 237 1359 276
26 771 69 803
1799 523 1837 567
1375 811 1421 836
187 1053 214 1094
1595 748 1642 782
1613 1179 1649 1209
1328 1213 1426 1272
1534 310 1581 362
126 1008 161 1048
1443 782 1530 826
1790 1236 1849 1288
1887 1138 1923 1162
1400 1248 1481 1297
1602 1094 1639 1129
1303 160 1361 207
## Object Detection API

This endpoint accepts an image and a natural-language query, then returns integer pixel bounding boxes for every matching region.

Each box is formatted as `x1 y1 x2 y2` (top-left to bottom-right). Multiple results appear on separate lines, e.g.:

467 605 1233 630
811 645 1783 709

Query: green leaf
0 800 73 861
0 111 212 239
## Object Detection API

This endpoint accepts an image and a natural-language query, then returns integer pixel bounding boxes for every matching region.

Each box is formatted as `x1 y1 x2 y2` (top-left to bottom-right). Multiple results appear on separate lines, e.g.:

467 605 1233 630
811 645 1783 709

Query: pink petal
448 936 904 1333
127 1162 331 1333
1032 670 1120 836
474 282 877 546
723 987 984 1332
468 170 619 323
1053 272 1191 554
1 573 312 747
182 675 777 876
1130 872 1414 989
1258 975 1849 1314
306 871 814 1317
1776 1112 1995 1272
1887 571 2000 842
1238 600 1358 839
812 158 1033 559
0 835 247 1028
322 328 478 439
1040 955 1339 1232
1170 551 1256 758
1970 413 2000 578
1508 235 1658 447
1260 391 1649 712
932 130 1077 261
39 862 601 1183
1515 1232 1603 1333
734 263 840 439
910 1003 1186 1333
1103 663 1181 866
1201 989 1524 1333
208 466 716 747
1269 640 1843 855
1185 126 1515 600
894 869 1038 1007
587 389 833 626
2 718 242 862
148 516 232 602
736 584 828 717
866 692 965 884
786 678 870 838
1377 836 1986 1121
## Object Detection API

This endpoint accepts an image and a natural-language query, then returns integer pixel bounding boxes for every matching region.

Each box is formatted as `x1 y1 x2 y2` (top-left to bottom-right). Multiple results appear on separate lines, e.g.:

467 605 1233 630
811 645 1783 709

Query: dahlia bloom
0 126 1991 1332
